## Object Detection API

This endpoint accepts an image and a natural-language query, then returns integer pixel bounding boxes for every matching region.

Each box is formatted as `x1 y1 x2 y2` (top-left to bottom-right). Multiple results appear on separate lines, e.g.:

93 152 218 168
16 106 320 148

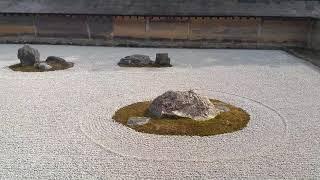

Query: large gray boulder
149 90 222 121
118 54 153 66
17 45 40 66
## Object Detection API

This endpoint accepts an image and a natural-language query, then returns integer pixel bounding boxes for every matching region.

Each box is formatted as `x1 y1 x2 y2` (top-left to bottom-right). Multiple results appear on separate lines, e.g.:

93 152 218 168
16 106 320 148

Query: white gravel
0 44 319 179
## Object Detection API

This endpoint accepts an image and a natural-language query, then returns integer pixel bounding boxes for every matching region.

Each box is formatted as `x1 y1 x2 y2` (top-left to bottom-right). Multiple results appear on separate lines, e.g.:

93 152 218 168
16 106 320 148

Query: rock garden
8 45 249 137
9 45 74 72
1 45 318 178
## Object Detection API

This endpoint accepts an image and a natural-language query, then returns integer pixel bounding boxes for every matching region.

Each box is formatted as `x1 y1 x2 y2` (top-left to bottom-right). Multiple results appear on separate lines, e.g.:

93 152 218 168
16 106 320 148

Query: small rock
17 45 40 66
127 117 150 126
214 102 230 112
37 62 52 71
155 53 171 66
33 63 39 68
46 56 67 64
118 54 153 66
149 90 222 121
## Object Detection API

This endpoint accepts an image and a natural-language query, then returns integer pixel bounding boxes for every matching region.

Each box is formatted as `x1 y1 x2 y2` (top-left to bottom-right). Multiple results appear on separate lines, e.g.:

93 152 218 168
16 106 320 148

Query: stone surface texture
17 45 40 66
46 56 74 68
38 62 52 71
149 90 222 121
118 54 153 66
155 53 171 66
127 117 150 126
46 56 67 64
0 44 319 179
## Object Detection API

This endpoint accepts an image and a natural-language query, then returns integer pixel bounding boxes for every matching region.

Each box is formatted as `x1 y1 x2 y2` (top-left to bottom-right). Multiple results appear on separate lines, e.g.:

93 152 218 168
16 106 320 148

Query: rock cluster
118 53 172 67
118 54 153 66
16 45 73 71
149 90 223 121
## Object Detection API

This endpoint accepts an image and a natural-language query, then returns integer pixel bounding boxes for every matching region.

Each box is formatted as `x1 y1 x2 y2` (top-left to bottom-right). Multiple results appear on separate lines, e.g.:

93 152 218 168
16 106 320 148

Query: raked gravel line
0 44 319 179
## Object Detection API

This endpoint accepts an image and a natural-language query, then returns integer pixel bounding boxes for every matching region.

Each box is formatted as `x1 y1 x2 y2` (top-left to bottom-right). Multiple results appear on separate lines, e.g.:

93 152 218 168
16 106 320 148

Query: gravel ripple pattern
0 44 319 179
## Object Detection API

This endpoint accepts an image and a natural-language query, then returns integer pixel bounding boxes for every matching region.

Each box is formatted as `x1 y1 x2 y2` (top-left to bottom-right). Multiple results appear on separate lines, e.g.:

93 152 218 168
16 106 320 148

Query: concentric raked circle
79 90 287 162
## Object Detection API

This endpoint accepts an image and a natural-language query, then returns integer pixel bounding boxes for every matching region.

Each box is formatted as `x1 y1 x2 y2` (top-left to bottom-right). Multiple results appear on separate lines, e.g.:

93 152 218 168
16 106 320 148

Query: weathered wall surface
113 17 190 40
0 0 319 18
260 18 309 45
310 20 320 50
0 14 314 49
113 16 309 47
189 17 260 42
87 16 113 39
35 16 88 38
147 17 189 40
113 16 146 39
0 14 35 37
0 0 318 49
35 15 88 38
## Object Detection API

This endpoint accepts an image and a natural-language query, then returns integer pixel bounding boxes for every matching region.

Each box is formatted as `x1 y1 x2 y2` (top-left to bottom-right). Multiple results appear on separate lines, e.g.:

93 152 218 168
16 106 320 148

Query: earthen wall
0 14 315 49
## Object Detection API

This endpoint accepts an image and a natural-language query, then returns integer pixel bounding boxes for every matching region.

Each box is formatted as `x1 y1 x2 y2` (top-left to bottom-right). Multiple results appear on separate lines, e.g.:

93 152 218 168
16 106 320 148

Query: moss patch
9 62 74 72
113 99 250 136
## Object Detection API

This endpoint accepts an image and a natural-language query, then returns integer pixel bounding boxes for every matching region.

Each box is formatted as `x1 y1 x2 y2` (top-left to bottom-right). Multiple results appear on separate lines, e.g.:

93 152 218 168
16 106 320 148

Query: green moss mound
9 62 74 72
113 99 250 136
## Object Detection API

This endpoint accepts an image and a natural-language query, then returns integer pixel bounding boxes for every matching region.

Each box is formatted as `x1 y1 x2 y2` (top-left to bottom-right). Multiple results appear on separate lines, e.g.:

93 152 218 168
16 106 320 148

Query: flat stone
127 117 150 126
46 56 67 64
118 54 153 66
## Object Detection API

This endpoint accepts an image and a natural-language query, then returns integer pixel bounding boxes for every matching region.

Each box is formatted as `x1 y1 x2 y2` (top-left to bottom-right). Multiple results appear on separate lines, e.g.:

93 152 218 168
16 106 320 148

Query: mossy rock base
113 99 250 136
118 64 172 68
9 62 74 72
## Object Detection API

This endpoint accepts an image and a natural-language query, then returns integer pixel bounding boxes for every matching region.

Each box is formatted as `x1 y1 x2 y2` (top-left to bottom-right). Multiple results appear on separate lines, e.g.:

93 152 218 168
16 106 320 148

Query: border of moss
9 62 74 72
113 99 250 136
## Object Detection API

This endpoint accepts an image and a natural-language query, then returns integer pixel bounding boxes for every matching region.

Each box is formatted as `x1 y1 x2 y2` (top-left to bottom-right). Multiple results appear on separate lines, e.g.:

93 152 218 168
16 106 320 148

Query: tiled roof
0 0 319 18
